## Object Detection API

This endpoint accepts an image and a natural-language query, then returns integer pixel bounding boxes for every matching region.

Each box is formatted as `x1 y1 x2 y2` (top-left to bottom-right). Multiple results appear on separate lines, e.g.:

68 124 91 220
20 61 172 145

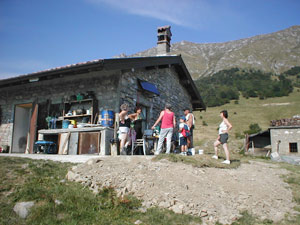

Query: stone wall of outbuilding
270 127 300 155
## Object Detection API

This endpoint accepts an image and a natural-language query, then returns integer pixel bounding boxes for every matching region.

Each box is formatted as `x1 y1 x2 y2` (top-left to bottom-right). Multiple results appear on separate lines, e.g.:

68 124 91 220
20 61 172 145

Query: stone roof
270 116 300 127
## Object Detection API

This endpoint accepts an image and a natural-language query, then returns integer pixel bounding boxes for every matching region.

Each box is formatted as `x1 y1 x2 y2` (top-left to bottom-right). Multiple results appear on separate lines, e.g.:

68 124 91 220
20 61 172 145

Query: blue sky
0 0 299 79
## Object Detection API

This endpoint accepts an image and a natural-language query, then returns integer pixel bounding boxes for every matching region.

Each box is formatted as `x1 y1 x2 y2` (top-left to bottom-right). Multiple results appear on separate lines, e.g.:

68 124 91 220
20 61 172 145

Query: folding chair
131 129 153 155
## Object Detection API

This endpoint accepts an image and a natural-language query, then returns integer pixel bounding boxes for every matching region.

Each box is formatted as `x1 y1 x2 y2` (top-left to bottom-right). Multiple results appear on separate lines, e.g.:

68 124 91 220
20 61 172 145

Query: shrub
243 123 262 135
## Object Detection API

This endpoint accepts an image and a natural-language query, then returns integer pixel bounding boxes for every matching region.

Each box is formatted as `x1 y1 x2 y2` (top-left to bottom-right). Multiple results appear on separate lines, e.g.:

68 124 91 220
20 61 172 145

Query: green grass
0 157 202 225
153 153 241 169
194 88 300 153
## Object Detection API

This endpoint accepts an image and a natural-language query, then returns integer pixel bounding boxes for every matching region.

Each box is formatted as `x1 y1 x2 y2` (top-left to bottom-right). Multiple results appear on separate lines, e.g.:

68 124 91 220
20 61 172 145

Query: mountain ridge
126 25 300 79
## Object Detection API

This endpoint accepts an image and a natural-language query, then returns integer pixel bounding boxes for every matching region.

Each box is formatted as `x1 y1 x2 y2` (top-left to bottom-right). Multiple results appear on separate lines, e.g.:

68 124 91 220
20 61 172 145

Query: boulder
13 201 35 218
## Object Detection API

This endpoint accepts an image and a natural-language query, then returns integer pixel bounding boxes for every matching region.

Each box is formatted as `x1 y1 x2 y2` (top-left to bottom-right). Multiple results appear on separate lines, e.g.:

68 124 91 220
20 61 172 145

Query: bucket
100 110 114 127
62 120 70 129
191 148 195 155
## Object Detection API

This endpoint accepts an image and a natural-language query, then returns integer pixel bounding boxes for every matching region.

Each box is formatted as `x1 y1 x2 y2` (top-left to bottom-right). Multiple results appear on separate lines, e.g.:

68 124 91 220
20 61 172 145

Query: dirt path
67 156 296 224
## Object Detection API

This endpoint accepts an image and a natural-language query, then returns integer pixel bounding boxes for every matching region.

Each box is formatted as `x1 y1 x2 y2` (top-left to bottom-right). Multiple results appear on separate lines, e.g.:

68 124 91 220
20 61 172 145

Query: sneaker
154 151 160 155
212 155 218 159
180 152 186 156
120 148 127 155
221 160 230 164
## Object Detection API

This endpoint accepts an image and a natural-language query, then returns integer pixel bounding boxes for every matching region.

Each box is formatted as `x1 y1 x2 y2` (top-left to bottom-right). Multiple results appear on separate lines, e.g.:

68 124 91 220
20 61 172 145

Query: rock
66 171 79 181
55 200 62 205
134 220 143 224
200 211 208 217
138 207 147 213
171 204 184 214
159 201 171 208
87 159 94 165
95 159 102 163
71 166 77 171
13 201 35 219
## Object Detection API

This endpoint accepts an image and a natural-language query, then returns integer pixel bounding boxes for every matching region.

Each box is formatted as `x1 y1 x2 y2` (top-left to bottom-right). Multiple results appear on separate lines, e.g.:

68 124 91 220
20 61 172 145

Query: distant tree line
283 66 300 88
195 67 296 107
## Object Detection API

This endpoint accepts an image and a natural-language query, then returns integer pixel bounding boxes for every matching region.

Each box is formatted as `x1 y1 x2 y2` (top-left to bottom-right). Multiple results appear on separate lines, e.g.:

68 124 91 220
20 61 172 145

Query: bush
243 123 262 135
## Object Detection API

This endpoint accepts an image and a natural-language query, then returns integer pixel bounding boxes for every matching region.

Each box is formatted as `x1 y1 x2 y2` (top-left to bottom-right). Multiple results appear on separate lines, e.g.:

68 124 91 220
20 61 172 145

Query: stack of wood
270 116 300 127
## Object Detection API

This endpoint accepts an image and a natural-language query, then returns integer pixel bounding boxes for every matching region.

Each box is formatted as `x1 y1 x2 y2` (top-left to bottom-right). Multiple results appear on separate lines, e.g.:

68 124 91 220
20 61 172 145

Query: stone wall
270 127 300 155
0 70 120 148
0 65 193 149
120 66 192 126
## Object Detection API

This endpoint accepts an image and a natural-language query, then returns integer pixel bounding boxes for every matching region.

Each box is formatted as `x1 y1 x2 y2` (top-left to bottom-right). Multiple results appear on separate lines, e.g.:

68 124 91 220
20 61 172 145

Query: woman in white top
212 110 233 164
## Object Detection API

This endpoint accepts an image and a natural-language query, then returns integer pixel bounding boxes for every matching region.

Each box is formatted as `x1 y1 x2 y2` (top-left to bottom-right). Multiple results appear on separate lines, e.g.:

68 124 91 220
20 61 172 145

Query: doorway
12 103 32 153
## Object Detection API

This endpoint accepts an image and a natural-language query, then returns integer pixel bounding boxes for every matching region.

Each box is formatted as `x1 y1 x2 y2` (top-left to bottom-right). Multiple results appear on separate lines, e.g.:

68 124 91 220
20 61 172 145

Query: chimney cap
157 25 171 30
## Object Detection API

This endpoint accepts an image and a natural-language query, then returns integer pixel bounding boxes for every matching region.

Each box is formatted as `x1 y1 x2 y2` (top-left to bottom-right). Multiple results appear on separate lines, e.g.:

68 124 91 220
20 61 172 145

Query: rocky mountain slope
129 26 300 79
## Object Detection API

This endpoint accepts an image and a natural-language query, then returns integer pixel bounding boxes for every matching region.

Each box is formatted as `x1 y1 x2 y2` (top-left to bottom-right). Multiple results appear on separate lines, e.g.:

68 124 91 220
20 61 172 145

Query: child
178 116 189 155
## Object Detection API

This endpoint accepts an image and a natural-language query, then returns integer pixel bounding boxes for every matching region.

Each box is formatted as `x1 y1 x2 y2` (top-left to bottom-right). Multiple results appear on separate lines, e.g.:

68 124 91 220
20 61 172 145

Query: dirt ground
67 156 297 224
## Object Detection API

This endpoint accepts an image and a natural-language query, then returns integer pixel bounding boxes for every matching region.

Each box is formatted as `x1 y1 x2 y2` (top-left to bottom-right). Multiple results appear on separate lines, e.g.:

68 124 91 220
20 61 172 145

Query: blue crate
34 141 57 154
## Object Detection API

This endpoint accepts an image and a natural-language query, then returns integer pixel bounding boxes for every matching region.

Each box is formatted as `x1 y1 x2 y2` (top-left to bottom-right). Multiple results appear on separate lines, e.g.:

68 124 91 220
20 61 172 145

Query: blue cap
180 116 186 121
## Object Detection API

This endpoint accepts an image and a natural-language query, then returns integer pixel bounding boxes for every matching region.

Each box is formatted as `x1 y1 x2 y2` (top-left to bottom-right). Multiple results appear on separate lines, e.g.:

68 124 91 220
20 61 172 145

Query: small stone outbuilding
270 116 300 155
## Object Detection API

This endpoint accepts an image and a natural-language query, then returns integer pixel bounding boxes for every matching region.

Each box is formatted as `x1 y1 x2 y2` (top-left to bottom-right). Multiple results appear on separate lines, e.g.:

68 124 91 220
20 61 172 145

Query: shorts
118 127 129 141
118 133 128 141
179 137 187 146
219 133 229 144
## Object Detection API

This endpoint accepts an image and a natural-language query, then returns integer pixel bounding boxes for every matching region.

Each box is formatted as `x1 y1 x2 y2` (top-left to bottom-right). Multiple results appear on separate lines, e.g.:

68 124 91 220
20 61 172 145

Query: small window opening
289 143 298 153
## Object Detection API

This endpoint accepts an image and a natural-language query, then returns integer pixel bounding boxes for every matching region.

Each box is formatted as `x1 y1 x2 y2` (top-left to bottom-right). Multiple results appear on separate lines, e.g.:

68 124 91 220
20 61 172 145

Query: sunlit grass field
193 88 300 153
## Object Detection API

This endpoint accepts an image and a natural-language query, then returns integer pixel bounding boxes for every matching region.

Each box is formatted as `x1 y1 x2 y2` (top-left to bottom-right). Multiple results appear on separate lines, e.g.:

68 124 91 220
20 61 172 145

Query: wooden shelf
64 114 92 118
62 98 97 124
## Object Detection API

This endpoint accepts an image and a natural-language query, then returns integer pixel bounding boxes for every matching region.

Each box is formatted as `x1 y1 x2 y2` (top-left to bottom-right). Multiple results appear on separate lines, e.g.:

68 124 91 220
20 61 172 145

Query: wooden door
29 103 38 153
78 132 100 154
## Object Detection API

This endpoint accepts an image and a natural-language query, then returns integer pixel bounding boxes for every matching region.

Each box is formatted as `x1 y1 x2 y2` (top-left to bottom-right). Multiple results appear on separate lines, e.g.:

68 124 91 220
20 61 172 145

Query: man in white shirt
183 108 195 149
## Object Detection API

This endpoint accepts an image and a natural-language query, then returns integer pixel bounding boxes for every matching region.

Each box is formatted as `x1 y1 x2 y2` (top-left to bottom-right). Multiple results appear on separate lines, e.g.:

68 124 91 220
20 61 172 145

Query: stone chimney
157 25 172 55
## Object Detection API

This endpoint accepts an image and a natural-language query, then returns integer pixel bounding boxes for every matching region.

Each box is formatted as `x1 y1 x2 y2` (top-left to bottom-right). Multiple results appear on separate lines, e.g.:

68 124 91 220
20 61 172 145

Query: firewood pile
270 116 300 127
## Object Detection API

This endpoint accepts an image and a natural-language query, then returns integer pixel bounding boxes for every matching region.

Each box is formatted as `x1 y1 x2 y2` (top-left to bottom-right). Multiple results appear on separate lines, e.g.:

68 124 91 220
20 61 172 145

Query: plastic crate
34 141 57 154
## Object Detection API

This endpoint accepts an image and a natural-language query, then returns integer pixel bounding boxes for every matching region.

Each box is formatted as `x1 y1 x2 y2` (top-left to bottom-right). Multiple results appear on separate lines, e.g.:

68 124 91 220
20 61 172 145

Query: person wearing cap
178 116 189 155
183 108 195 149
151 103 176 155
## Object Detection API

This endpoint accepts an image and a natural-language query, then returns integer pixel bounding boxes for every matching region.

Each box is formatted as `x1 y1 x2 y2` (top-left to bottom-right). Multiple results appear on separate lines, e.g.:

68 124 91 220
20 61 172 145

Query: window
138 79 160 96
289 143 298 153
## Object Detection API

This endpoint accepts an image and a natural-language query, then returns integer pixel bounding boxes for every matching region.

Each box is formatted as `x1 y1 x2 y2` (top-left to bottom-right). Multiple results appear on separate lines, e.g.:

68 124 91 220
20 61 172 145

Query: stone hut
270 116 300 155
0 55 205 155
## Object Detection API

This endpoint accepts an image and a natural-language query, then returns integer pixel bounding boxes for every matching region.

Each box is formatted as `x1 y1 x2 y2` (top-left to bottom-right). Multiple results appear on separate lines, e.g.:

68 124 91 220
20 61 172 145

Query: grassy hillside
193 88 300 152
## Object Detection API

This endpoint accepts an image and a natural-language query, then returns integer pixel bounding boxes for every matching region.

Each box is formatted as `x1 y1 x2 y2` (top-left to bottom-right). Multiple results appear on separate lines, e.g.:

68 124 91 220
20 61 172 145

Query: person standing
131 106 143 139
131 106 144 155
118 103 131 155
178 116 188 155
183 108 195 149
212 110 233 164
151 103 176 155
